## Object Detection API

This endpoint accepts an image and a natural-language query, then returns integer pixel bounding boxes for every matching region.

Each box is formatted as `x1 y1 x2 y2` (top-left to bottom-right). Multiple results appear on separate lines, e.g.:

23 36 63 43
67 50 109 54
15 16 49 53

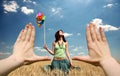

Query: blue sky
0 0 120 60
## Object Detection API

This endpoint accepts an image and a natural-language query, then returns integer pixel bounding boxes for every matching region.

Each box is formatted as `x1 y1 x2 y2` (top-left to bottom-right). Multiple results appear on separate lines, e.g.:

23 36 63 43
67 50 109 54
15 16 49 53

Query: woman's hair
55 30 66 42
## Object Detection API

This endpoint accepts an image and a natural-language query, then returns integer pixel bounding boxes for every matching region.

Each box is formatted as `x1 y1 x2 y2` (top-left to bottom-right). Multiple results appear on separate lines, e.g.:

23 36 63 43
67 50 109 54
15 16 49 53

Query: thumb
72 56 99 62
25 55 51 62
72 56 90 61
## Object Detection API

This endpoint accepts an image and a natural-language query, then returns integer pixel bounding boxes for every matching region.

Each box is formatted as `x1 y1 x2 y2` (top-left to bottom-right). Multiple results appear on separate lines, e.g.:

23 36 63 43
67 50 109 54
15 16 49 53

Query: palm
72 23 111 63
13 23 50 62
87 43 101 62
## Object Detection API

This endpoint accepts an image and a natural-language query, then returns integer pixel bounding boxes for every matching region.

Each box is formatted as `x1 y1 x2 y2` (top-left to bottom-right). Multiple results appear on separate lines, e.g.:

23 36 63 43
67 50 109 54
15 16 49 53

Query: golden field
8 60 106 76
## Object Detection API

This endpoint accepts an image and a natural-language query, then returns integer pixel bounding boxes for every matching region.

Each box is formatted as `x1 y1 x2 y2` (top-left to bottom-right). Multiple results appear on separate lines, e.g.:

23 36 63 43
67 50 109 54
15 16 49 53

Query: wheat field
8 60 106 76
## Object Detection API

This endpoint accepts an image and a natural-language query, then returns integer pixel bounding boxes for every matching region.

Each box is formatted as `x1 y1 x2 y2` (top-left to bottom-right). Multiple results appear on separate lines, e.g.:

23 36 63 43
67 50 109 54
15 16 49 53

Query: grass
8 60 106 76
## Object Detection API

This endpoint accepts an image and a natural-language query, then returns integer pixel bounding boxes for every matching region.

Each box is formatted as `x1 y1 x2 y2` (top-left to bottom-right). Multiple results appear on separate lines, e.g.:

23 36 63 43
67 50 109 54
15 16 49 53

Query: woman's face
59 30 64 36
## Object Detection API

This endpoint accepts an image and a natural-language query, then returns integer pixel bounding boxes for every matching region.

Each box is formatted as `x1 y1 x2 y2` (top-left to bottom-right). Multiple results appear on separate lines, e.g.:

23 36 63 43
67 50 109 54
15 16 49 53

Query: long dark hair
55 30 66 42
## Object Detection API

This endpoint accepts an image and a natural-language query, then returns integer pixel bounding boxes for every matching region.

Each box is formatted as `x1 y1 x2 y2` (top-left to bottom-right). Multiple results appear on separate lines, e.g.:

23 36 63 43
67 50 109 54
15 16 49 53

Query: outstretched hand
72 23 111 63
0 23 51 76
13 23 51 62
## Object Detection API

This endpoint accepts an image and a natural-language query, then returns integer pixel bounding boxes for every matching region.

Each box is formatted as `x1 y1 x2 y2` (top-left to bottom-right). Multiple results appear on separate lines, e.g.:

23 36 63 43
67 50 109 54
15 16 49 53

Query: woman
44 30 73 72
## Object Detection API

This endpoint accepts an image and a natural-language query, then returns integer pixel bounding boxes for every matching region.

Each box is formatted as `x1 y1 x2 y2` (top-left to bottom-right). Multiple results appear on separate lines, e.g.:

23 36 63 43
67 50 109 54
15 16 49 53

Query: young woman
44 30 73 72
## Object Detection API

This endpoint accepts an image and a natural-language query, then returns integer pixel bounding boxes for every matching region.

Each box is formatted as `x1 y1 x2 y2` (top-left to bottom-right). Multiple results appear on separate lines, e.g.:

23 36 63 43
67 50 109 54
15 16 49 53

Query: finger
100 27 107 42
16 29 24 42
33 56 51 61
72 56 92 62
21 25 29 41
25 23 32 41
89 23 97 42
94 25 101 41
86 25 92 43
30 25 35 43
25 55 51 62
72 56 98 62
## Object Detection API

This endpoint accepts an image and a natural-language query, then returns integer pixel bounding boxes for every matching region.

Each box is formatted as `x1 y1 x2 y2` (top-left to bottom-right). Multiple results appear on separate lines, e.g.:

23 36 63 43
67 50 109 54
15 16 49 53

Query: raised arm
44 42 55 55
72 23 120 76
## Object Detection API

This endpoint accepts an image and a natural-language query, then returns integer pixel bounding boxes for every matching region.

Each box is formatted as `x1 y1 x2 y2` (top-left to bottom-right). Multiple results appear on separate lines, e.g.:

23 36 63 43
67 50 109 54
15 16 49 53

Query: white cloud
70 53 73 56
50 7 63 18
23 0 32 3
78 52 85 56
92 18 102 26
51 7 62 14
34 46 51 57
3 1 19 13
72 46 84 52
4 11 8 14
0 52 11 55
0 42 13 52
21 6 34 15
71 46 86 56
34 46 46 52
73 47 78 52
69 45 74 48
64 33 73 37
33 2 37 5
6 45 13 49
92 18 120 31
103 3 113 8
23 0 36 5
0 52 11 59
100 25 119 31
77 33 81 36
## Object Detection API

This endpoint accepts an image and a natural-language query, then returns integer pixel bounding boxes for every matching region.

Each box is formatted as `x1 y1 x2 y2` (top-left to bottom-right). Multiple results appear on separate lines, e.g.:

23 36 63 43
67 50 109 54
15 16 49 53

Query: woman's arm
65 42 72 66
44 43 55 55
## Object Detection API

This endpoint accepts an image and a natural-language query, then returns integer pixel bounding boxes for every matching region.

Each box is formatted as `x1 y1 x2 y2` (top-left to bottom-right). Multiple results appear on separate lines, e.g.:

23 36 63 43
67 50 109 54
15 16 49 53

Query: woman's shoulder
64 41 68 45
52 42 56 45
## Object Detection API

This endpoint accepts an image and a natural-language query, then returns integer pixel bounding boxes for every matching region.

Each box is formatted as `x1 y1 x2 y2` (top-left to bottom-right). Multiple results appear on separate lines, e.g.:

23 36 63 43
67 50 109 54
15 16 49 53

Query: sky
0 0 120 60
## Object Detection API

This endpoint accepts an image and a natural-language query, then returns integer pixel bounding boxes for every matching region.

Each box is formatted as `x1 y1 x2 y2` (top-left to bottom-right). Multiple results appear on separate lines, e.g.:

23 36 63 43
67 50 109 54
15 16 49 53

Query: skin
44 30 73 66
72 23 120 76
0 23 50 76
0 23 119 76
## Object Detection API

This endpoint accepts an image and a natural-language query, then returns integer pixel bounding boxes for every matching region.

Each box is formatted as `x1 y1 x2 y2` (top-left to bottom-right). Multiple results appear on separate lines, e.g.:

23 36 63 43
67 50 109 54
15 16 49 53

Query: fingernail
100 27 102 30
22 29 24 32
26 25 29 28
32 26 34 29
101 27 104 31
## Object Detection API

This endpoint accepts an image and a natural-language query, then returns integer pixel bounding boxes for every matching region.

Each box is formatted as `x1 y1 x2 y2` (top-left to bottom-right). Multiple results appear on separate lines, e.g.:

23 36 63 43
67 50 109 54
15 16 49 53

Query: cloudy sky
0 0 120 60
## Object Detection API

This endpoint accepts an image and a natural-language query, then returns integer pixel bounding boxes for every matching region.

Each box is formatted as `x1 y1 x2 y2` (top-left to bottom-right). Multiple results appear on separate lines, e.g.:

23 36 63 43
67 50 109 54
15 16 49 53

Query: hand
43 44 48 50
72 23 111 63
70 62 74 67
13 23 50 62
